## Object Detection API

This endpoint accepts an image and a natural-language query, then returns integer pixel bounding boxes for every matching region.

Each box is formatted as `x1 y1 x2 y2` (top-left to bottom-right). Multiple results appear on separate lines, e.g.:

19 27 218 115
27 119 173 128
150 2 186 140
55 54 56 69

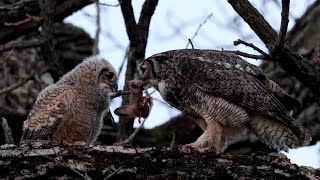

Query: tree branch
185 13 213 49
119 0 138 43
0 0 92 44
115 118 147 145
92 0 100 55
227 0 320 106
117 0 158 141
0 39 43 52
0 76 34 96
1 117 14 144
89 0 120 7
224 50 268 60
233 39 271 58
227 0 278 49
39 0 63 74
138 0 159 43
273 0 290 56
0 145 318 179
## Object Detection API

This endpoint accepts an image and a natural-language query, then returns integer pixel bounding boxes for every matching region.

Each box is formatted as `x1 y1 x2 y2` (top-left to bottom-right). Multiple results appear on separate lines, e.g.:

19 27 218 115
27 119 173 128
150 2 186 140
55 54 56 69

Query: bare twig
0 68 48 96
170 132 176 150
48 146 93 180
188 39 195 49
185 13 212 49
223 50 268 60
89 0 120 7
92 0 101 55
115 117 147 145
0 76 34 95
0 0 27 10
0 48 15 65
104 165 123 180
111 90 130 99
1 117 14 144
233 39 271 58
0 39 43 52
273 0 290 56
118 47 129 77
4 14 42 26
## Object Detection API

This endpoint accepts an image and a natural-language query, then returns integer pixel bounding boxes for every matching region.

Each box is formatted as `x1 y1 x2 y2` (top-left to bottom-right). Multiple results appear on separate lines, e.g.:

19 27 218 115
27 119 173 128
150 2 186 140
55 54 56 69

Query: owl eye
105 72 115 80
100 69 115 80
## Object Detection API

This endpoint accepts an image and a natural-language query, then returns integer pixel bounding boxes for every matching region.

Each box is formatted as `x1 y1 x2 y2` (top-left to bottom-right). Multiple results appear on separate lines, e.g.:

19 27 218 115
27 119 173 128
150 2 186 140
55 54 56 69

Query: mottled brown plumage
20 56 118 145
139 49 311 152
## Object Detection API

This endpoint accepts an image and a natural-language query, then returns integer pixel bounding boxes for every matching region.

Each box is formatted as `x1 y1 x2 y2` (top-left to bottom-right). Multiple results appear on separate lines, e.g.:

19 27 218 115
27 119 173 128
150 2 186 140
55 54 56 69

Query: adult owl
139 49 311 152
20 56 118 145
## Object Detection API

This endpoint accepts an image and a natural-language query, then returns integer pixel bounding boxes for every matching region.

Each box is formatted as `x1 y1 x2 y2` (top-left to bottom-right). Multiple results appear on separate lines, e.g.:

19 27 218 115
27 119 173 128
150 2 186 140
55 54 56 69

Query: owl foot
182 140 217 152
183 122 225 152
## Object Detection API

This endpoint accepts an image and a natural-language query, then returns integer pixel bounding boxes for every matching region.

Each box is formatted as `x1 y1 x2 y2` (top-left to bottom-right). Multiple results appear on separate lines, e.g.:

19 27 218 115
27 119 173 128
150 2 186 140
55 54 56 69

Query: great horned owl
139 49 311 152
20 56 118 145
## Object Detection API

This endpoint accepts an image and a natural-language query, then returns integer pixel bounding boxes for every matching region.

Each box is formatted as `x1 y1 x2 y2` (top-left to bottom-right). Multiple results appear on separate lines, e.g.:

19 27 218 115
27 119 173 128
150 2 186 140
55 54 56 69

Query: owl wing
175 57 311 145
20 84 74 143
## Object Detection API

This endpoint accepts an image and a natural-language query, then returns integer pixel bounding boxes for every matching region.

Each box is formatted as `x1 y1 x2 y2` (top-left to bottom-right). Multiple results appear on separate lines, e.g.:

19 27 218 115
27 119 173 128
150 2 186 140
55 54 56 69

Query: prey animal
114 80 152 123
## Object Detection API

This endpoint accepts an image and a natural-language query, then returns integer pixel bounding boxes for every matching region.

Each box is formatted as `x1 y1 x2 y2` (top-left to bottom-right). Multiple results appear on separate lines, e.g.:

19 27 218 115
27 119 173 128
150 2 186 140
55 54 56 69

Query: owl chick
139 49 311 152
20 56 118 145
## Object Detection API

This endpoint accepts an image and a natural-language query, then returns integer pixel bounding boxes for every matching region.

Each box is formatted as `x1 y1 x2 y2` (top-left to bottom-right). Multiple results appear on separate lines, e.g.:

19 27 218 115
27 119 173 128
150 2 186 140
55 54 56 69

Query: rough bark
1 144 319 179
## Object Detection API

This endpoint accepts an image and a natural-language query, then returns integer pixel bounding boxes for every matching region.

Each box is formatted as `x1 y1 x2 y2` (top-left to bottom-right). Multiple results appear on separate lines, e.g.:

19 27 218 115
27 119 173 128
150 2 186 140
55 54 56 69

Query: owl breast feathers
139 49 311 152
20 56 118 145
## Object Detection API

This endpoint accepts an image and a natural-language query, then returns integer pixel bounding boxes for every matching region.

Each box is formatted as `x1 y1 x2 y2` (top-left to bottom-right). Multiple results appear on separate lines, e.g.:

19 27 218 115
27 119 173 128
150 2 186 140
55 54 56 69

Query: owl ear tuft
114 105 136 118
154 55 169 63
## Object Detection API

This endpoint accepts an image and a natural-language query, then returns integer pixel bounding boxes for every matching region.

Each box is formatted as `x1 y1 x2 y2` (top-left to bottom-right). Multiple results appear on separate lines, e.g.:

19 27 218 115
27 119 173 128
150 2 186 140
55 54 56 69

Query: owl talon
182 143 198 152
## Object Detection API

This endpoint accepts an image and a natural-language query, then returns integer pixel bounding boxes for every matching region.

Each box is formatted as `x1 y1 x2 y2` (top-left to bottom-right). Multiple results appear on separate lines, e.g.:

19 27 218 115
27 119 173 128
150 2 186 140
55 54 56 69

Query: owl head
139 52 174 88
58 56 118 94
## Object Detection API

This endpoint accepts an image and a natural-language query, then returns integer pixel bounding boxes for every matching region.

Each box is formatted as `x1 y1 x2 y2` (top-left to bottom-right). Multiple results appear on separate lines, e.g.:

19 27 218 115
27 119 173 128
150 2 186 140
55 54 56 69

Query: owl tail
248 113 311 152
262 78 302 111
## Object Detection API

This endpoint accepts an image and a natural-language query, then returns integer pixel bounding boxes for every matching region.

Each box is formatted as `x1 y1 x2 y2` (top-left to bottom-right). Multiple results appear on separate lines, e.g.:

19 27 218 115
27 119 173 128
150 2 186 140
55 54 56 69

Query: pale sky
65 0 318 168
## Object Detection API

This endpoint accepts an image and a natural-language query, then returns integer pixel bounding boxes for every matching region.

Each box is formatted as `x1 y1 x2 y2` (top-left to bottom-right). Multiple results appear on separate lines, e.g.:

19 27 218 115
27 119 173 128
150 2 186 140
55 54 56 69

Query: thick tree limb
119 0 139 43
0 145 319 179
227 0 320 105
39 0 64 75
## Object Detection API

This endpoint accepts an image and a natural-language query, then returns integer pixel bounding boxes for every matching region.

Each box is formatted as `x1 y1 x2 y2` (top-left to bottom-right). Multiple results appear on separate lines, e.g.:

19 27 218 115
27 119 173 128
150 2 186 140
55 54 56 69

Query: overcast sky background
65 0 318 168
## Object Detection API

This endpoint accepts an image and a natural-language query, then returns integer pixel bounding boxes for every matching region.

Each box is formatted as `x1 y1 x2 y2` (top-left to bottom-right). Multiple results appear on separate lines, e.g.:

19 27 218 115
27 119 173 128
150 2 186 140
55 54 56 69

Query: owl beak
108 80 118 92
140 61 152 80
